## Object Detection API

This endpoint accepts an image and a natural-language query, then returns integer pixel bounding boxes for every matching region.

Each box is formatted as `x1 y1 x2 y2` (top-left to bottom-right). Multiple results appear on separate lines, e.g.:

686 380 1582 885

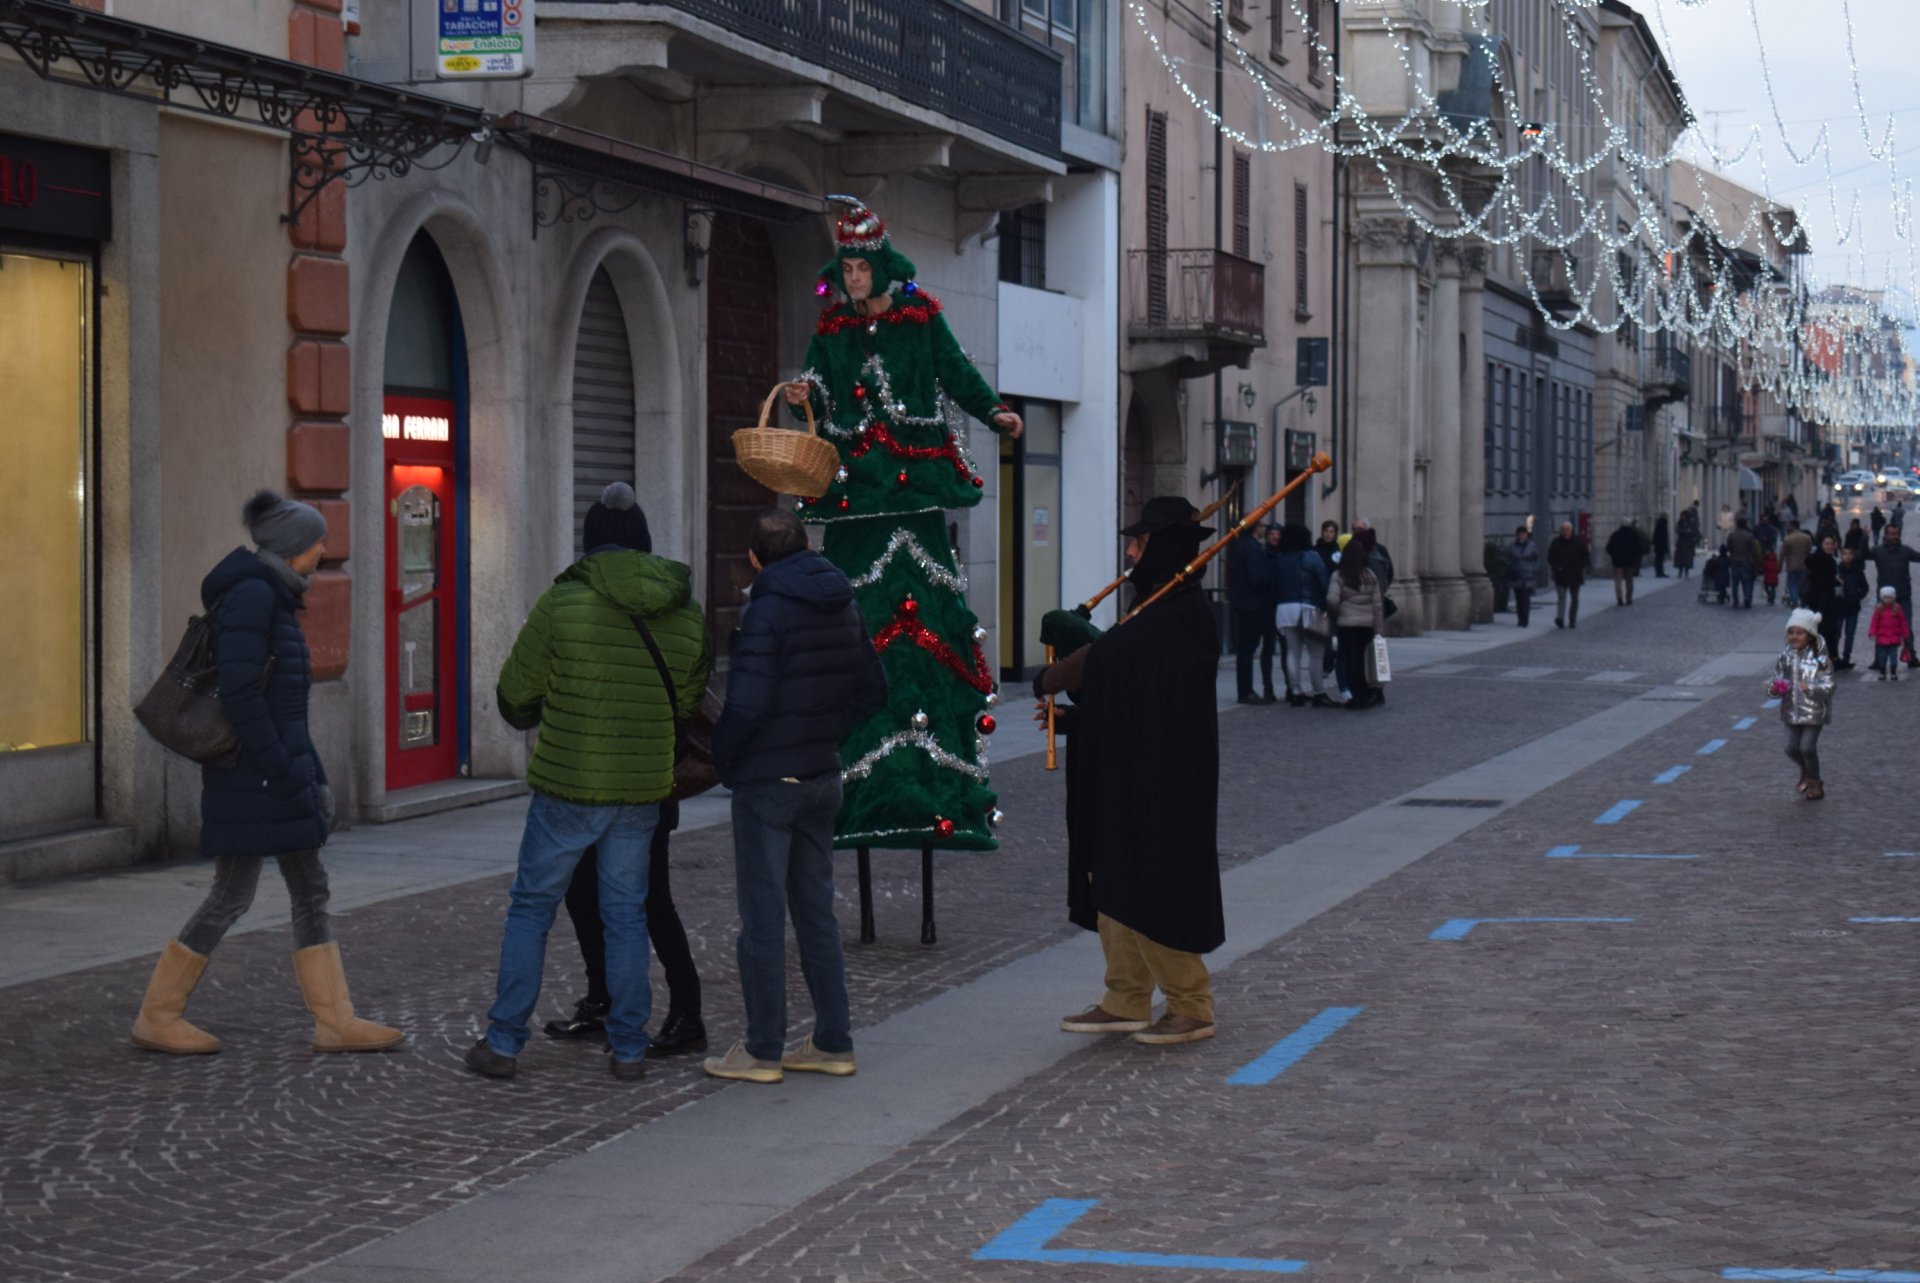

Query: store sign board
0 133 111 242
437 0 533 79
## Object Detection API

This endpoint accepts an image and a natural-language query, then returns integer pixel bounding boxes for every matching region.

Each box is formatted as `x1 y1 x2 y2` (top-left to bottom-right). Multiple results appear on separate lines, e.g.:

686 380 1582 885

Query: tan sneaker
1059 1005 1150 1034
1131 1013 1217 1045
781 1036 856 1077
702 1041 783 1084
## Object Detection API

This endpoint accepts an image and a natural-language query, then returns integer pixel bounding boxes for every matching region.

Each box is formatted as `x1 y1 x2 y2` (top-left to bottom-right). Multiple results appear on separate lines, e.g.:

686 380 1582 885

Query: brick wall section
287 0 352 680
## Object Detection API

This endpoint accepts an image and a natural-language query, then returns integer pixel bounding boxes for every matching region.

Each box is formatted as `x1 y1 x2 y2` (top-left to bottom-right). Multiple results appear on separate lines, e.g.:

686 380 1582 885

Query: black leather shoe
544 997 609 1042
648 1011 709 1058
464 1039 517 1079
609 1056 647 1082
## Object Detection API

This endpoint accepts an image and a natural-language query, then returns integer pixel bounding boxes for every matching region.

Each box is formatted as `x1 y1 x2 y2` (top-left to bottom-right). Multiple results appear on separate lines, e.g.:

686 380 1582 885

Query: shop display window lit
0 251 91 753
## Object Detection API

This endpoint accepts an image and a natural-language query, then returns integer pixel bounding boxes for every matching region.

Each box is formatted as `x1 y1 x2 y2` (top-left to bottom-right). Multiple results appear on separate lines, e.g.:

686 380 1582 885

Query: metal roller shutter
571 267 637 556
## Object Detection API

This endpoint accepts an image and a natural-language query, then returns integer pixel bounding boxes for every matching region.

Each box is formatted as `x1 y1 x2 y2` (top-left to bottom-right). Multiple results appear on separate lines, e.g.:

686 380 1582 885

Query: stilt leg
920 843 936 945
857 846 875 945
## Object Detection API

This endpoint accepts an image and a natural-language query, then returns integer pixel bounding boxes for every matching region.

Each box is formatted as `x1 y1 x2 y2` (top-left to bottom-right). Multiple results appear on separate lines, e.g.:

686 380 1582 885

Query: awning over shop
1738 467 1764 491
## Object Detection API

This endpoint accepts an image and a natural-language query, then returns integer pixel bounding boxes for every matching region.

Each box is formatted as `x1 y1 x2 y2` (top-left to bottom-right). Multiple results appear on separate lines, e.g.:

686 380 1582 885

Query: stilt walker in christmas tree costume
782 202 1022 852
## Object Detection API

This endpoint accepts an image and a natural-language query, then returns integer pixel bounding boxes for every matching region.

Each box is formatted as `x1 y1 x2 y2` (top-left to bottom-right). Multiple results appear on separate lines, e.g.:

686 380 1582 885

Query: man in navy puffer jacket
705 509 887 1084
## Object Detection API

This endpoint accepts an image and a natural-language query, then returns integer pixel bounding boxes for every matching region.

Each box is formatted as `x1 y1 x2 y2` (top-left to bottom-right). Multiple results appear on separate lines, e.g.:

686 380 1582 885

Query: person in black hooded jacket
1036 496 1223 1048
128 491 401 1057
703 509 888 1084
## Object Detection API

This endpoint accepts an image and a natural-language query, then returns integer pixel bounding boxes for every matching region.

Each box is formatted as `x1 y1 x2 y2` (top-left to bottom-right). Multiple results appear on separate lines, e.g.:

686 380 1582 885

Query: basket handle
761 383 819 437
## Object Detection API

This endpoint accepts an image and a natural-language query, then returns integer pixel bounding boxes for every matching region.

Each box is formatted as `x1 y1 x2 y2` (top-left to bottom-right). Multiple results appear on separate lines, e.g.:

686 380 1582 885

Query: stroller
1699 547 1731 605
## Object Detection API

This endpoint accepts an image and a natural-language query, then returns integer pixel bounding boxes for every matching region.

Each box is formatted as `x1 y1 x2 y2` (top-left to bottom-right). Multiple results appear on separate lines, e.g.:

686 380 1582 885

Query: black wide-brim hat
1122 495 1214 538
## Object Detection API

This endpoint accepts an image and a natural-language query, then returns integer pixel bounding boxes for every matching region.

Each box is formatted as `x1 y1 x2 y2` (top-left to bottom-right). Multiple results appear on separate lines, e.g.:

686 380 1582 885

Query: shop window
998 204 1047 289
0 250 91 753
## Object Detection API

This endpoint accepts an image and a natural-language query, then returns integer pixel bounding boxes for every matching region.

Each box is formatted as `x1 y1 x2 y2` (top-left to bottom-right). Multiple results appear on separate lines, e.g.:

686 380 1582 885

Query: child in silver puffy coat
1769 608 1835 800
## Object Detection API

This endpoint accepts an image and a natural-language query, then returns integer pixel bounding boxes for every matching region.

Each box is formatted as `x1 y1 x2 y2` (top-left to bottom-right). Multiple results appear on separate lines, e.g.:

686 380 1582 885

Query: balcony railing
633 0 1062 158
1651 342 1691 390
1126 249 1266 344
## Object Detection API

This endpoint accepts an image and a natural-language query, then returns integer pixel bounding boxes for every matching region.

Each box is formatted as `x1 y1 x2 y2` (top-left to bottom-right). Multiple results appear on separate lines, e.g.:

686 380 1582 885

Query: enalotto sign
436 0 534 79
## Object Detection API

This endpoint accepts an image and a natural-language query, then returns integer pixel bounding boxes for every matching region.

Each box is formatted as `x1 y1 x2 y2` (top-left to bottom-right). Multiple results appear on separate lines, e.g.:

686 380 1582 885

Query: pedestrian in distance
1869 588 1911 681
1837 546 1869 668
1605 520 1644 606
1871 504 1887 542
1547 520 1586 627
1717 503 1737 536
1726 516 1762 608
1313 519 1341 571
1761 548 1781 607
1674 504 1701 579
1869 523 1920 668
1895 500 1908 533
469 483 712 1082
1270 522 1335 707
1327 532 1387 710
702 509 888 1085
1227 518 1278 706
541 498 706 1059
1702 544 1732 605
1771 609 1835 801
1755 509 1780 558
1780 521 1813 608
130 491 402 1057
1652 513 1671 578
1039 496 1224 1046
1505 524 1540 627
1805 533 1843 663
1844 517 1870 561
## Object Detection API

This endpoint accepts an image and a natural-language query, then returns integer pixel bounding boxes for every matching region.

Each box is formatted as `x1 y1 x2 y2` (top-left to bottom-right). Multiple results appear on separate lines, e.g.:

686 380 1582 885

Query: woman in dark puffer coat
129 491 401 1056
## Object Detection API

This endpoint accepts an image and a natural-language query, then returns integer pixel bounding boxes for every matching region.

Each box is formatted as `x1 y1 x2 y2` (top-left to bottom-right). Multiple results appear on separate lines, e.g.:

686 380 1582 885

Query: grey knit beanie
243 489 328 560
583 482 652 552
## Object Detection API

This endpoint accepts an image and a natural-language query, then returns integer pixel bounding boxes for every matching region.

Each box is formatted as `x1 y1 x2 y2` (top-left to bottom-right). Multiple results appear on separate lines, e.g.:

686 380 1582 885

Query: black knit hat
584 482 652 553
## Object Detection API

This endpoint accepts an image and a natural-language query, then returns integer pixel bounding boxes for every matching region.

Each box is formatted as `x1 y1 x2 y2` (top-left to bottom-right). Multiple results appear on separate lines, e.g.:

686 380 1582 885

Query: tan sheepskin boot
130 940 222 1055
292 941 404 1053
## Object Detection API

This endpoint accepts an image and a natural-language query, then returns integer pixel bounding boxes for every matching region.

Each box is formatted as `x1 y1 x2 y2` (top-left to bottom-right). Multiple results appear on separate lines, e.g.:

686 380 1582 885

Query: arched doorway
571 266 638 557
381 233 466 792
705 213 779 650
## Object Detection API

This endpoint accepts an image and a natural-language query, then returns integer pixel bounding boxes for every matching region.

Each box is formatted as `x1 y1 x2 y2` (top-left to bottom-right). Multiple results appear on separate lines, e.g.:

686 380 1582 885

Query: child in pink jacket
1869 586 1910 680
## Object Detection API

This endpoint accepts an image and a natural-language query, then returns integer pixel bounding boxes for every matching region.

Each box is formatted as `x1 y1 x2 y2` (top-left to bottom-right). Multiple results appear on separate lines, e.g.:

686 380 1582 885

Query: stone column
1350 212 1424 631
1459 245 1493 621
1422 241 1470 628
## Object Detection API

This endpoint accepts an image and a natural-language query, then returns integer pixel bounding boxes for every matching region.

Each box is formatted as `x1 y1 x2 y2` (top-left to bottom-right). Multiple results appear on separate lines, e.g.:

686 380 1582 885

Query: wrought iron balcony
1125 249 1266 377
639 0 1062 159
1645 342 1690 410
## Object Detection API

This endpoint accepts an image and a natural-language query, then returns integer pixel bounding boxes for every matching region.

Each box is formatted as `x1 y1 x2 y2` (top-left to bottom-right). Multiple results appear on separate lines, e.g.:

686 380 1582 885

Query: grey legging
178 850 333 955
1783 724 1823 782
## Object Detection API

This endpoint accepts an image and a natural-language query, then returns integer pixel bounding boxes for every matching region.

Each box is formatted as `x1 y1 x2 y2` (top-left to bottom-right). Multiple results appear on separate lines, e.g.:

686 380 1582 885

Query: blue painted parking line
1723 1270 1920 1281
1884 851 1920 859
1652 765 1692 784
1697 739 1728 755
1849 917 1920 924
1429 917 1634 941
1762 698 1781 709
1733 717 1758 730
1594 800 1642 824
1546 845 1696 860
1227 1007 1363 1086
973 1199 1307 1274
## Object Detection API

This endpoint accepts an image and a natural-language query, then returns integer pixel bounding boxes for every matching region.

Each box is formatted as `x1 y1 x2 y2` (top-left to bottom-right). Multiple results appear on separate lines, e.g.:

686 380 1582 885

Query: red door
383 394 460 790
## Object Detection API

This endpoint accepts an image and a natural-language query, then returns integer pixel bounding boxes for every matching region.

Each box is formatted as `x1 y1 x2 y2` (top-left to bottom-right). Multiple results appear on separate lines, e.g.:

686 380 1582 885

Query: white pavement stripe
1585 671 1640 683
289 684 1718 1283
1501 667 1557 680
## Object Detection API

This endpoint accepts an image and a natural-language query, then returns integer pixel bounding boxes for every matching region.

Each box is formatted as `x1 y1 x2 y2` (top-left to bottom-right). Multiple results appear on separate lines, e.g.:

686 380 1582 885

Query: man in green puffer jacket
468 483 712 1083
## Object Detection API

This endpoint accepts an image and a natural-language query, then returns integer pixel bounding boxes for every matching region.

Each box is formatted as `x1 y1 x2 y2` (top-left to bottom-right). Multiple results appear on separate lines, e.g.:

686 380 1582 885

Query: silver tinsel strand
841 730 991 784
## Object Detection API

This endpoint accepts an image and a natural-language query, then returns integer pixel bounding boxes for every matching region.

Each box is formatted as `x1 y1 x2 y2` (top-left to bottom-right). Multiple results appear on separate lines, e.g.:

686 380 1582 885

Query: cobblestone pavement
0 583 1849 1283
664 595 1920 1283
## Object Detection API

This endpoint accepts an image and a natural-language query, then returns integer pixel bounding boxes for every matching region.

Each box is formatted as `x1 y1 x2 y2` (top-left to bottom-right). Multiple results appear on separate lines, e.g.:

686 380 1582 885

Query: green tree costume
791 204 1007 850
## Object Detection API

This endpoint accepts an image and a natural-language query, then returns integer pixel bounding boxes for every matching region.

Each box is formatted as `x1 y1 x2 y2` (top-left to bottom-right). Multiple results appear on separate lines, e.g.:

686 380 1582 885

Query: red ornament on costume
977 715 997 735
853 385 867 401
897 470 911 485
838 497 851 511
900 597 920 617
971 476 985 488
934 817 956 839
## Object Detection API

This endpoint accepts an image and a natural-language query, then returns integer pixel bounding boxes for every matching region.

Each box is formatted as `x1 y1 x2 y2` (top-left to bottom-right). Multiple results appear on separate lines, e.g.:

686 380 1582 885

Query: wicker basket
732 384 840 499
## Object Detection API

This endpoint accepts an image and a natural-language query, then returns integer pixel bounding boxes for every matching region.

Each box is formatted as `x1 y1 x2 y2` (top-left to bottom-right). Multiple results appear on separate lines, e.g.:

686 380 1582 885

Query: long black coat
1060 581 1223 954
200 548 328 859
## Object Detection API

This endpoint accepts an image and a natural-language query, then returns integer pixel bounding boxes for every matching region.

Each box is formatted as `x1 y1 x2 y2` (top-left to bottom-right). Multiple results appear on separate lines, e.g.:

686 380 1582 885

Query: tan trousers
1098 913 1214 1023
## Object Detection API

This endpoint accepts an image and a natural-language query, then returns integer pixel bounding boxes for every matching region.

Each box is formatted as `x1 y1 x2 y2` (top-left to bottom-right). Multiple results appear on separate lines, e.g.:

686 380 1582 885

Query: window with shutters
571 267 637 557
1293 181 1311 318
1146 108 1168 325
1270 0 1284 61
1232 151 1252 260
1227 0 1246 28
998 204 1047 288
1305 0 1323 83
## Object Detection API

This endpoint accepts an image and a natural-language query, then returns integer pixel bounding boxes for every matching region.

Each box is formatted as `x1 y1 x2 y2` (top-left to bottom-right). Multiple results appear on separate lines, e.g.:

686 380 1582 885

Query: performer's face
1125 533 1148 567
842 257 874 301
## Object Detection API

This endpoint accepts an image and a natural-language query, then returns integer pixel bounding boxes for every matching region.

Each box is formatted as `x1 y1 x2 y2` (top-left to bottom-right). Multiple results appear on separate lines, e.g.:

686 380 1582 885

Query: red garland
847 420 972 478
814 295 943 336
871 612 996 695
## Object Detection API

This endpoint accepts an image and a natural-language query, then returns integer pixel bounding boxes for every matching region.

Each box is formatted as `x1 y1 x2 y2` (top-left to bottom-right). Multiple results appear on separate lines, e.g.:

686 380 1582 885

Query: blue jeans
1786 569 1804 607
730 775 851 1063
1731 562 1756 606
488 792 659 1062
